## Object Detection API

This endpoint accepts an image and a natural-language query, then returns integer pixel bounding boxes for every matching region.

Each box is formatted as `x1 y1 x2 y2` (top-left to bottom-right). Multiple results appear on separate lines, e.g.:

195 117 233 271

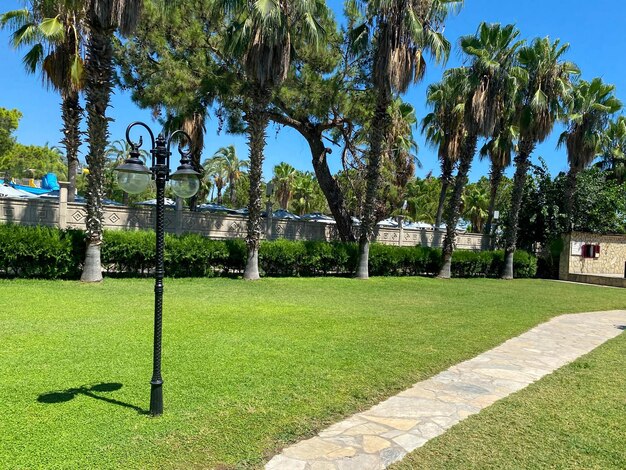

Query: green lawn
391 331 626 470
0 278 623 469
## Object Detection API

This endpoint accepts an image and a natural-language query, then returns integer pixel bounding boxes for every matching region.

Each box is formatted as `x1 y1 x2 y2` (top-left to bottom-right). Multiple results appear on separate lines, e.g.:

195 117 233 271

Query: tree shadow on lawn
37 382 148 414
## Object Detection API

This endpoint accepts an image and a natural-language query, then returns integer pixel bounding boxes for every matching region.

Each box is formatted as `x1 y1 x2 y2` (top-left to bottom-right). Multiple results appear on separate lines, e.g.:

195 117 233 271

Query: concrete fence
0 188 490 251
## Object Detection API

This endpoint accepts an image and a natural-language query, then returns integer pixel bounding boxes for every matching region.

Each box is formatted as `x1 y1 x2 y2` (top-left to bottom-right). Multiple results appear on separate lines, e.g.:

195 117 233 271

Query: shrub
0 224 538 280
0 224 84 279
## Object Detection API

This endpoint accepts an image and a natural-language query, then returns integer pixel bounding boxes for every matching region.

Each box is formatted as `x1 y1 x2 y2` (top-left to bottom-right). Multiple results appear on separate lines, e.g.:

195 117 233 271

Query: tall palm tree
355 0 461 279
81 0 143 282
480 120 517 235
272 162 297 210
422 78 465 228
558 78 621 227
597 116 626 183
1 0 86 202
502 37 579 279
211 145 248 205
219 0 328 280
439 22 523 278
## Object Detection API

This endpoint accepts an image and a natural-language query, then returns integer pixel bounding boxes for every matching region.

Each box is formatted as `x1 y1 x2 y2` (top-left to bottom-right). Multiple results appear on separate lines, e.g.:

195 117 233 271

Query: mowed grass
391 332 626 470
0 278 624 469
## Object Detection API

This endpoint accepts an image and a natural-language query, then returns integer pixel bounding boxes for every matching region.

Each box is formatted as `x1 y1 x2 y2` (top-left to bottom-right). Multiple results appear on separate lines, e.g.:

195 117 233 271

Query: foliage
0 143 67 179
0 224 537 279
513 163 626 253
0 107 21 159
597 115 626 182
0 224 83 278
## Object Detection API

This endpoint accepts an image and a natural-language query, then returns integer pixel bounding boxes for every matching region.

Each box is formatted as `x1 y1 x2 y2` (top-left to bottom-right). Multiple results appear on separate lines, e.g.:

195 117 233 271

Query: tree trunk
484 164 504 236
61 91 82 203
564 167 578 231
244 91 270 280
438 134 478 279
229 175 235 205
216 187 223 205
307 134 356 242
356 89 392 279
81 20 114 283
435 156 453 228
502 139 535 279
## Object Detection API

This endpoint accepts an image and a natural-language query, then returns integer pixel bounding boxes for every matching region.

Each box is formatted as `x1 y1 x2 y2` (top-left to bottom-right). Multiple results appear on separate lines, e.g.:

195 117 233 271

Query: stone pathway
266 310 626 470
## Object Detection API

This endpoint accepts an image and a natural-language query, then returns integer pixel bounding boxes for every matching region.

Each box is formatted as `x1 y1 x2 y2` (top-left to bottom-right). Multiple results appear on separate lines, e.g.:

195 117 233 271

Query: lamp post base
150 380 163 416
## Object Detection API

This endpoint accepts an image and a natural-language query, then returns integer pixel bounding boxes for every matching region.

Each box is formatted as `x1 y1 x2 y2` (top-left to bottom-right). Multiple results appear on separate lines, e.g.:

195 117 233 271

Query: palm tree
272 162 297 210
502 37 579 279
219 0 328 280
355 0 460 279
597 116 626 183
422 78 465 228
1 0 86 202
480 120 517 235
211 145 248 205
462 184 489 233
202 156 228 204
292 172 318 215
558 78 622 227
164 108 207 210
81 0 143 282
439 22 523 278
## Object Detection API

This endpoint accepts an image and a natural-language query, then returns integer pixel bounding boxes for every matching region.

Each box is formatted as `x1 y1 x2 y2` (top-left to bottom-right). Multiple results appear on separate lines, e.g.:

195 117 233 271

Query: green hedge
0 225 537 279
0 224 84 279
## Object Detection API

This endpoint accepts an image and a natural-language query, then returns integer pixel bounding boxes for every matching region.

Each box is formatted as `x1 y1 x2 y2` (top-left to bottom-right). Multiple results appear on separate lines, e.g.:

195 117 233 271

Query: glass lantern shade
170 164 200 198
170 173 200 198
117 171 152 194
115 159 152 194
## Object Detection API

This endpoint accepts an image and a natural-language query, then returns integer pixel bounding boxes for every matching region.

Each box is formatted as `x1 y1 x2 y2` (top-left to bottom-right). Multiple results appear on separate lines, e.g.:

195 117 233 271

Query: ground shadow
37 382 147 414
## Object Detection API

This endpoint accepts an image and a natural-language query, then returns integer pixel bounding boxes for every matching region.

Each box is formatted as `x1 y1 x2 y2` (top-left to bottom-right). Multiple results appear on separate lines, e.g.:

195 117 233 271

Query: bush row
0 224 537 279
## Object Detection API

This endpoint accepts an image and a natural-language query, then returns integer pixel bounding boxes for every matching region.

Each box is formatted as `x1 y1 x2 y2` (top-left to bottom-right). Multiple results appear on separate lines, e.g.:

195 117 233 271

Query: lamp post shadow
37 382 148 415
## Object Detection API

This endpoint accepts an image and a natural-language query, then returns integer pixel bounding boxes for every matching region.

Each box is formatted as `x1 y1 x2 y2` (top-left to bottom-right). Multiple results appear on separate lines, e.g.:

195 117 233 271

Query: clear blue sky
1 0 625 181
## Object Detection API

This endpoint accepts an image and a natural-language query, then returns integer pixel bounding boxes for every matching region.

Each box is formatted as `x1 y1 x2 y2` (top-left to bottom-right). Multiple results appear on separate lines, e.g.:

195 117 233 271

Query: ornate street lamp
115 121 200 416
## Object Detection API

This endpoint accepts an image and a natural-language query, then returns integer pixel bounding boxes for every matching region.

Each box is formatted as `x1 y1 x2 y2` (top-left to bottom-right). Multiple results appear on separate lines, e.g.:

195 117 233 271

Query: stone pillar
397 215 404 247
175 197 183 235
58 182 69 229
265 200 273 240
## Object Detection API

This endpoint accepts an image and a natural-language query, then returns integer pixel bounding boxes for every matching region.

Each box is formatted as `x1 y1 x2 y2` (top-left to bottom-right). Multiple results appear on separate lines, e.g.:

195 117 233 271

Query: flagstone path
266 310 626 470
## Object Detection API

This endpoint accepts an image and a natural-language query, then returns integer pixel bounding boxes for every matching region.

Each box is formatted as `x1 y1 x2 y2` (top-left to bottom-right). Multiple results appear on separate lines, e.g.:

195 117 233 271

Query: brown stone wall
0 196 490 250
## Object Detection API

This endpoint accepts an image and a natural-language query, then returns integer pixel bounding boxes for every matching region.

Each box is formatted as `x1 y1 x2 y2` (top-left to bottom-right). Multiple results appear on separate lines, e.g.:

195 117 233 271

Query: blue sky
1 0 625 181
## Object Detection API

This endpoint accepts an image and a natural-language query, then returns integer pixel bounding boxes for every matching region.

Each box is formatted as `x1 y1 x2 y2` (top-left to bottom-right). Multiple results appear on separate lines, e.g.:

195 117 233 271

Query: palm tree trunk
564 167 578 230
438 134 478 279
217 186 223 205
61 91 82 203
502 139 535 279
81 20 114 283
356 88 392 279
229 175 235 204
484 164 504 236
244 90 271 280
435 157 453 228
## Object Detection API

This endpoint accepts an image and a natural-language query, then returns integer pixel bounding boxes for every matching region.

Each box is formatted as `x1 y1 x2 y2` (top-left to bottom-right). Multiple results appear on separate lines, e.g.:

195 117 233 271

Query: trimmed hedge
0 224 537 279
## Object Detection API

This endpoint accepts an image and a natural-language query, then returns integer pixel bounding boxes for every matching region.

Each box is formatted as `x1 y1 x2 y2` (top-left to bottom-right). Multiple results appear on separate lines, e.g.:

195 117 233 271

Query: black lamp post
115 121 200 416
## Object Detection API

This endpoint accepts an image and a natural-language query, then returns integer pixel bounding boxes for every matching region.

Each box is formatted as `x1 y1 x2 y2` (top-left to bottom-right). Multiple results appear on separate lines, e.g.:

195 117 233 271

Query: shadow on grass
37 382 148 414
